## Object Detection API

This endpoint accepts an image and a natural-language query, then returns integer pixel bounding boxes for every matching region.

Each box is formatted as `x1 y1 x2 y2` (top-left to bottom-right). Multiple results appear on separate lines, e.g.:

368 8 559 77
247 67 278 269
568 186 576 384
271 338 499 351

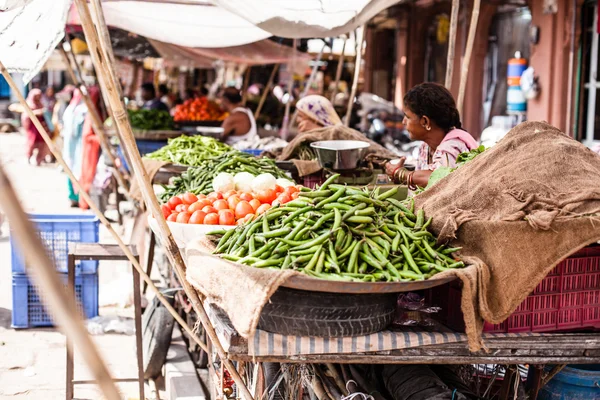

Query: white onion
252 173 277 192
212 172 235 193
276 178 295 188
234 172 255 193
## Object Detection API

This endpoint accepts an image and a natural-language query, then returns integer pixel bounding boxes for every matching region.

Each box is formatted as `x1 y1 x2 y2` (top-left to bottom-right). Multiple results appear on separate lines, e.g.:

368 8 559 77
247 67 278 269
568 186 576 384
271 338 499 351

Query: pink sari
416 129 478 171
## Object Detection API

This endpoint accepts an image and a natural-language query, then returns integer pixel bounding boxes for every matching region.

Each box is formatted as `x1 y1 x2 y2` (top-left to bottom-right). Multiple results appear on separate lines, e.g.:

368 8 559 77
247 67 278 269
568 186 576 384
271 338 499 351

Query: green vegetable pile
159 151 289 200
209 174 464 282
145 135 232 166
425 145 485 189
128 109 174 131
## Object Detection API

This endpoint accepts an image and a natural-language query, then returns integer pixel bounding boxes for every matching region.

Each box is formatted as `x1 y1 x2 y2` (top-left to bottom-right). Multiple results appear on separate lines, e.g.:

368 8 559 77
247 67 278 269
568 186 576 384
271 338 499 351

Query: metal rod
345 26 365 127
456 0 481 115
0 162 121 400
75 1 255 398
445 0 460 89
254 64 279 119
331 37 347 103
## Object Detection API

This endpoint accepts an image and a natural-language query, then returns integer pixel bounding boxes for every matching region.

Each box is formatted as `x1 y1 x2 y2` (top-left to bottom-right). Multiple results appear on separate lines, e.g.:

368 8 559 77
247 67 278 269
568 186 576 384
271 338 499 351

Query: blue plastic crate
10 214 100 274
118 139 168 172
242 149 263 156
11 272 99 329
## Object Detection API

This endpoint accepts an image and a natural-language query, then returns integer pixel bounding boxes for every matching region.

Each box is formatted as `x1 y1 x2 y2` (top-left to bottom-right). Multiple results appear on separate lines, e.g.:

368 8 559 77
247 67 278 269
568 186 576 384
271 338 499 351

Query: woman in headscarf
61 88 88 207
78 86 102 210
295 95 342 133
21 88 51 166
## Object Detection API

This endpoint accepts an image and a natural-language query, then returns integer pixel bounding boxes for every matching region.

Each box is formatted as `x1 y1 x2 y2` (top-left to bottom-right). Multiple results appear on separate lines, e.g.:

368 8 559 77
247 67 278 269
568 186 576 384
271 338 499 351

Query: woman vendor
295 95 341 133
385 83 478 189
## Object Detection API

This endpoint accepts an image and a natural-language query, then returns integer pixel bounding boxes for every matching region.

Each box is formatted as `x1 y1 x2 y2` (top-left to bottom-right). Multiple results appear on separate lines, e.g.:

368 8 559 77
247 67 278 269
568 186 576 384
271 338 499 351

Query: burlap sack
129 158 169 202
415 121 600 350
277 125 398 177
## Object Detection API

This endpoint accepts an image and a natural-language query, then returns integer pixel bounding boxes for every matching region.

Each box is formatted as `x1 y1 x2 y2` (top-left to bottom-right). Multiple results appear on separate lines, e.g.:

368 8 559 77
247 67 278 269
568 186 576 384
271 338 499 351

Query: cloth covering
277 125 397 176
129 158 169 202
186 122 600 351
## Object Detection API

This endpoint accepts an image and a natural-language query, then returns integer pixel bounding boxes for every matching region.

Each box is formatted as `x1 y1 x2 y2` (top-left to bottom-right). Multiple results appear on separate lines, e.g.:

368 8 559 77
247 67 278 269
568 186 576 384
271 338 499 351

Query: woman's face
402 106 428 141
296 111 322 133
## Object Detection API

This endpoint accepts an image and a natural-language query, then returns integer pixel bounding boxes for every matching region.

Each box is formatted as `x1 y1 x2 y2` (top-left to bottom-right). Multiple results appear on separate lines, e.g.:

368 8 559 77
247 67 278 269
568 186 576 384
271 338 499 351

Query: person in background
52 85 75 135
62 89 88 207
141 82 169 112
158 84 174 109
219 87 258 145
78 86 102 210
295 94 342 133
384 82 478 189
42 86 56 112
21 89 51 166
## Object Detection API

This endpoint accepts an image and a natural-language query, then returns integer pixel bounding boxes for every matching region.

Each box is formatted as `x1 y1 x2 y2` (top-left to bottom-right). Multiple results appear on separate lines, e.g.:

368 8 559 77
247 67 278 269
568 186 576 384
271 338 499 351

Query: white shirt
225 107 258 145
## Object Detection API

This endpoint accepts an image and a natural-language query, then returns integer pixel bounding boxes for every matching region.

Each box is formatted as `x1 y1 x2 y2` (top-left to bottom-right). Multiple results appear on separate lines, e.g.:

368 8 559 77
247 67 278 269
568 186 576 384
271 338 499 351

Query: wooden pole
330 37 347 103
345 26 365 127
75 1 255 398
445 0 460 89
0 163 121 400
281 39 297 140
60 46 130 194
456 0 481 115
0 60 208 356
241 66 251 106
254 64 279 119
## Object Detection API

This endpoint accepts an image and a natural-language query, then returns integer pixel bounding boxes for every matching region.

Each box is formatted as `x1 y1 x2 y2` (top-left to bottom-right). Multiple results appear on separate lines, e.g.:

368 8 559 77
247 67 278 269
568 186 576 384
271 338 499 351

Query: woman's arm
412 170 433 188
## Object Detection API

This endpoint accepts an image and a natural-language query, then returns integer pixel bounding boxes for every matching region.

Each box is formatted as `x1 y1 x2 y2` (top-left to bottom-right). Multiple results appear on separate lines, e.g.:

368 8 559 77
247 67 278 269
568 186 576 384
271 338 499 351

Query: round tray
148 215 235 248
281 274 456 294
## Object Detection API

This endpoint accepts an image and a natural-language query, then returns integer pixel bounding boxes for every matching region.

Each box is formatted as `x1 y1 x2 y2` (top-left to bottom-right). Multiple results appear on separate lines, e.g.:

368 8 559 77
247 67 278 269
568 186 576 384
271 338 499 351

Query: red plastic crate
432 245 600 334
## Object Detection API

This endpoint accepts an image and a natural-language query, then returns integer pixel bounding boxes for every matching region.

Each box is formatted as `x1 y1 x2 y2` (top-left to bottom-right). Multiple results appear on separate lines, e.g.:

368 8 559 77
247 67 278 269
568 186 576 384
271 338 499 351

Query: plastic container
432 246 600 333
11 214 100 275
11 272 99 328
538 365 600 399
117 139 168 172
241 149 263 156
507 86 527 112
507 57 527 86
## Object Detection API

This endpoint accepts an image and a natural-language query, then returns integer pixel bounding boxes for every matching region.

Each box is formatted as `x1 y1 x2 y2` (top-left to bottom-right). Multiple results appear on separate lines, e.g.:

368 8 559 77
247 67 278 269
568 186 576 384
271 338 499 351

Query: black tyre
143 296 175 379
258 287 397 337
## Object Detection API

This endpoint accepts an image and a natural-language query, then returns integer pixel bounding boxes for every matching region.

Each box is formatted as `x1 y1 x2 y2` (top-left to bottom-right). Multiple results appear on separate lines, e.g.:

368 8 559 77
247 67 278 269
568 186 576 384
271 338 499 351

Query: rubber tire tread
258 287 396 337
142 297 175 379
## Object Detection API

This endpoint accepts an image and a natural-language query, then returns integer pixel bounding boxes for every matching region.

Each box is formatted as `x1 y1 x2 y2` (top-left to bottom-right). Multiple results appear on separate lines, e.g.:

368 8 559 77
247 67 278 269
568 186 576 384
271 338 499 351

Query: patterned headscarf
25 88 43 110
296 95 342 127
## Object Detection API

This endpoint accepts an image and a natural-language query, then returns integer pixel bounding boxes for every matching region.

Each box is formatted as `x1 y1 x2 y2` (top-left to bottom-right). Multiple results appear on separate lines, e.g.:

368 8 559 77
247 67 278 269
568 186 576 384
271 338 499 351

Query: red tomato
241 214 255 224
202 205 217 214
196 193 207 199
223 190 237 199
168 196 183 210
236 218 246 226
235 201 254 219
291 192 300 200
167 212 179 222
204 213 219 225
227 195 241 210
189 210 206 224
198 198 213 207
284 186 299 196
256 203 271 214
239 192 254 202
188 202 204 213
249 199 261 212
160 204 171 219
277 193 292 205
207 192 224 201
213 199 229 211
176 212 191 224
182 192 198 205
218 209 236 226
175 204 189 213
256 189 277 205
274 185 284 194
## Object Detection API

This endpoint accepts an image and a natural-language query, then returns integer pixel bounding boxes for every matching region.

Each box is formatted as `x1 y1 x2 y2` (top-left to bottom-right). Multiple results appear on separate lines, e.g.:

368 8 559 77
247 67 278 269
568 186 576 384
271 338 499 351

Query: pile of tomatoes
161 185 302 226
173 97 227 122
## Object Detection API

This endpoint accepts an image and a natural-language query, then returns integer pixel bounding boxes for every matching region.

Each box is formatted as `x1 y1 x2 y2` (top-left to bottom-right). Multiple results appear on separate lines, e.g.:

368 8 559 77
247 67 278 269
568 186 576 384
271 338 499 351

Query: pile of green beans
145 135 232 166
209 174 464 282
159 151 289 200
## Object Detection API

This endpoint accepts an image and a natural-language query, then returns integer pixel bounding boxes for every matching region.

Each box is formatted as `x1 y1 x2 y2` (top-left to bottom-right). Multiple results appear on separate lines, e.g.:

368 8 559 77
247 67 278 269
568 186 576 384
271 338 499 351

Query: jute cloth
277 125 397 176
129 158 168 202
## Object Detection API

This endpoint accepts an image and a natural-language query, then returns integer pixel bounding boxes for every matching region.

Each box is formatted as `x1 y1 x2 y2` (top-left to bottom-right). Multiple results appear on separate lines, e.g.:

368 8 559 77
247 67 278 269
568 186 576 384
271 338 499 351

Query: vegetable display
426 145 485 189
209 174 464 282
145 135 232 166
128 109 174 131
161 184 301 226
159 151 290 201
173 97 227 122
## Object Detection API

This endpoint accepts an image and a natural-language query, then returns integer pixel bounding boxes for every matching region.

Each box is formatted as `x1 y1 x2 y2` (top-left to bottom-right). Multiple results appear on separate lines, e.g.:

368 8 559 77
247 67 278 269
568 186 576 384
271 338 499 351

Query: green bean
367 241 388 264
311 211 335 231
414 209 425 230
348 239 363 273
400 244 421 274
359 250 384 271
342 203 367 220
447 261 465 269
442 247 462 255
285 220 307 241
294 226 311 241
391 231 401 253
292 254 314 267
346 216 374 224
214 229 237 253
415 242 435 263
398 270 426 280
358 261 368 273
294 231 331 250
253 259 283 268
305 247 323 271
421 240 440 260
282 206 312 224
335 228 345 251
421 217 433 231
376 187 398 201
328 241 339 265
316 187 345 208
338 240 358 261
282 254 292 269
323 202 352 211
332 208 342 231
355 207 376 216
257 227 291 239
221 254 241 262
249 236 256 254
318 174 340 191
315 250 326 273
381 225 398 238
299 190 333 198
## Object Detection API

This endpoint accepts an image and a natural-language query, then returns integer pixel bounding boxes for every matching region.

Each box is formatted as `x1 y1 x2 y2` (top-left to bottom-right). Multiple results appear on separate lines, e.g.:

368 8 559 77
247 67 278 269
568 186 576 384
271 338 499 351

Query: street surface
0 131 162 399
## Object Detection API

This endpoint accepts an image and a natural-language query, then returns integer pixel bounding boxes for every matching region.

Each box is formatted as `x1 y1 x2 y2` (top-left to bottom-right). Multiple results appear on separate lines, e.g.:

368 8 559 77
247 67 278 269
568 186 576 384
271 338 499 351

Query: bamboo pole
0 60 208 356
60 46 130 194
456 0 481 115
445 0 460 89
254 64 279 119
330 37 347 103
241 66 251 106
75 1 255 398
0 163 120 400
345 26 365 127
281 39 297 140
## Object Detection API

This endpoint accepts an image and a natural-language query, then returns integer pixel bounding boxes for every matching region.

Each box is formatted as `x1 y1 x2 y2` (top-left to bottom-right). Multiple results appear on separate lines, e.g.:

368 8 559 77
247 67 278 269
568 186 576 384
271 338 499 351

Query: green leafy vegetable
425 145 485 190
